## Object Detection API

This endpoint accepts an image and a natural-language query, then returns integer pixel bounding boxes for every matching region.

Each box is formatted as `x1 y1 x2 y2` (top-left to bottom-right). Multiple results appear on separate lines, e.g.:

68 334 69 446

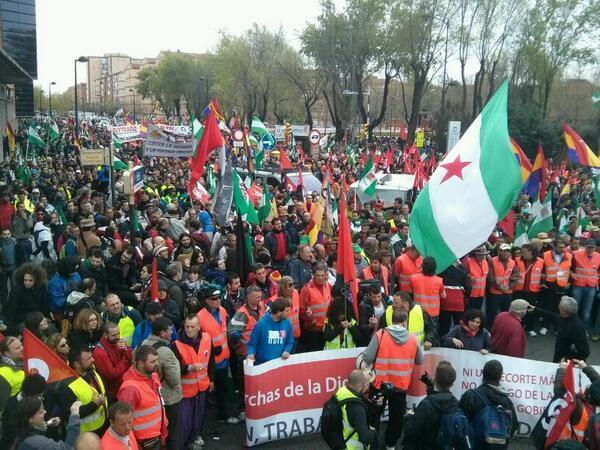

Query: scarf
460 320 478 338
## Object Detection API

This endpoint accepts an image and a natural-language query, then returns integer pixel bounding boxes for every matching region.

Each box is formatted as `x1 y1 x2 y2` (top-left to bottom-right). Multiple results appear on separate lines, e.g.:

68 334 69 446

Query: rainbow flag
563 123 600 168
510 137 532 185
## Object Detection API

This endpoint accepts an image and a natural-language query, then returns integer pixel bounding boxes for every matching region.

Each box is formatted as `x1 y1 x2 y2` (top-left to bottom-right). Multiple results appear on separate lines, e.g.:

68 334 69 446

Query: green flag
575 204 590 237
527 189 553 239
114 156 128 170
257 189 271 224
192 115 204 140
514 220 530 247
48 120 60 141
593 90 600 110
251 116 275 148
28 126 45 147
233 170 258 224
358 156 377 196
593 175 600 208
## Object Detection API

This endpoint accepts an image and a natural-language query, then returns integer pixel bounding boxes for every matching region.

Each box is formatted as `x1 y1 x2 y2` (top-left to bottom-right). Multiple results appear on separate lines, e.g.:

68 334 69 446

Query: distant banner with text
143 124 194 158
111 125 142 143
243 347 591 447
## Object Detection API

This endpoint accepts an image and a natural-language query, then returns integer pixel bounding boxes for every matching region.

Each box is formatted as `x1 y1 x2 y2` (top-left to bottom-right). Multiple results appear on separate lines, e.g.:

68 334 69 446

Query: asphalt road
202 333 600 449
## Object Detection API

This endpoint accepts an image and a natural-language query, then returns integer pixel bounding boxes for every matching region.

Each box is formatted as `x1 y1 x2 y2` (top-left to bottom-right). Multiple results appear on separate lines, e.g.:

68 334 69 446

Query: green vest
384 304 425 343
0 365 25 396
335 386 366 450
68 372 107 432
324 319 357 350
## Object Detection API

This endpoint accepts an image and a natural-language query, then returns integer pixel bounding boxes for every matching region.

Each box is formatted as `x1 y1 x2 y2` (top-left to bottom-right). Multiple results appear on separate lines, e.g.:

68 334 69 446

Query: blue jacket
247 314 294 365
0 237 16 270
131 319 178 349
48 273 82 313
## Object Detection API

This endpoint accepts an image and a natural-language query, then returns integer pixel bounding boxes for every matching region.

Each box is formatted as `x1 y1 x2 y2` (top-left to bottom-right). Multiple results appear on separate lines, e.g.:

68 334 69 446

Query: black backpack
320 394 363 449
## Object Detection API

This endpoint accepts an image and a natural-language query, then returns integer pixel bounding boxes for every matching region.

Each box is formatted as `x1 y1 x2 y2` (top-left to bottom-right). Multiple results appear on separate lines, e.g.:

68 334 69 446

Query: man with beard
265 217 292 271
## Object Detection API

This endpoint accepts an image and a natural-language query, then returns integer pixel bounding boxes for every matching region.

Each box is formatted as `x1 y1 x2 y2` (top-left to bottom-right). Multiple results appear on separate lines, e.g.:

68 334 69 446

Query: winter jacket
534 307 590 362
459 383 519 436
139 297 181 328
161 276 185 317
5 285 49 330
403 391 461 450
67 328 102 350
132 319 178 349
265 229 292 262
442 324 492 352
490 311 526 358
92 337 132 399
284 257 313 288
358 298 390 345
0 237 16 271
48 273 82 313
142 334 182 406
78 259 109 298
247 314 294 364
105 254 139 304
15 414 81 450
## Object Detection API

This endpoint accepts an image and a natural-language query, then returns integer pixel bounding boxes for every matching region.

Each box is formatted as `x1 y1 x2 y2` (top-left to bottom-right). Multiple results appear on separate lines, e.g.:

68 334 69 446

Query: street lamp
74 56 89 137
343 87 371 140
38 89 44 114
129 88 136 123
48 81 56 117
199 76 209 107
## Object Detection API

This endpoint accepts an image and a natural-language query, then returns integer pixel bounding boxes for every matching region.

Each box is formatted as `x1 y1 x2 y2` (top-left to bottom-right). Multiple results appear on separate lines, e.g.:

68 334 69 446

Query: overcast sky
36 0 347 93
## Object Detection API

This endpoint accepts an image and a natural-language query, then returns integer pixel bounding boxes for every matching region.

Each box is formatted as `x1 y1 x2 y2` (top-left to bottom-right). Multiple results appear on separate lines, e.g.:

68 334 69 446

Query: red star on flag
440 154 471 183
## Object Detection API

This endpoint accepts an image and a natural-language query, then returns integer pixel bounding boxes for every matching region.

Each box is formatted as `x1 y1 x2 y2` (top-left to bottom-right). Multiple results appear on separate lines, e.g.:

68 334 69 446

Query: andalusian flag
192 115 204 140
575 204 590 237
410 81 521 272
527 189 553 239
48 120 60 141
251 116 275 148
358 156 376 196
233 170 258 225
514 220 530 247
114 156 128 170
257 190 271 224
28 126 45 147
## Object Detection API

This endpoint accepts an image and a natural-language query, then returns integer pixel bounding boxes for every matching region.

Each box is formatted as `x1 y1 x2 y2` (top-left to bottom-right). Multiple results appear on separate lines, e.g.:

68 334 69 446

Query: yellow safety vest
118 310 136 346
68 372 108 432
384 304 425 343
324 319 357 350
335 386 367 449
0 365 25 396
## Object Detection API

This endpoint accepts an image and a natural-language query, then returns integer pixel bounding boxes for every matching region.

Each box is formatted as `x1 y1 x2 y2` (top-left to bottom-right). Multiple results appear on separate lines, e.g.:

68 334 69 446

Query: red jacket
490 311 526 358
92 337 132 399
0 201 14 230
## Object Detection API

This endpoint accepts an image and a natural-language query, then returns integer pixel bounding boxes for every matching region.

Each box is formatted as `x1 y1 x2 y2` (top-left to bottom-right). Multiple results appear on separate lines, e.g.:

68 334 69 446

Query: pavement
201 332 600 449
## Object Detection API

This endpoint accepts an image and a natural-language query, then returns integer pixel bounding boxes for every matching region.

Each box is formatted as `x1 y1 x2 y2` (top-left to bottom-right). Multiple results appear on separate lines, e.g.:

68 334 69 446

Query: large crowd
0 116 599 450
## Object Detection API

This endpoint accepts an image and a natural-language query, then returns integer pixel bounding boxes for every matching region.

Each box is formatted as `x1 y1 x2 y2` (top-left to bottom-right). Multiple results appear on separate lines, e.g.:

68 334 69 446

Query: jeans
572 285 597 328
485 293 512 329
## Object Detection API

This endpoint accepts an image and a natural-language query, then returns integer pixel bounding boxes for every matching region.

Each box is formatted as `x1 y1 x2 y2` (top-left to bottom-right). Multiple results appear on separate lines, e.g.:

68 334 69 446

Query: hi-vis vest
384 305 425 343
558 400 592 442
197 307 230 365
104 307 136 346
324 319 357 350
68 372 108 432
514 257 544 292
373 329 418 390
467 257 489 298
236 303 266 357
270 291 301 338
572 249 600 288
101 427 139 450
411 273 443 317
301 282 332 329
0 365 24 396
119 373 164 441
335 385 365 450
174 333 211 398
489 257 516 295
362 266 390 295
543 250 572 287
395 253 422 292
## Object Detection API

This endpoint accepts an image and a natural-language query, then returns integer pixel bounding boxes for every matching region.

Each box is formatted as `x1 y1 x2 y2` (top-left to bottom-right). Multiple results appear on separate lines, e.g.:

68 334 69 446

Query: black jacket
78 260 109 298
105 254 139 304
442 324 492 352
5 285 49 332
459 383 519 436
67 328 102 350
358 299 389 346
403 391 460 450
342 389 378 448
534 307 590 362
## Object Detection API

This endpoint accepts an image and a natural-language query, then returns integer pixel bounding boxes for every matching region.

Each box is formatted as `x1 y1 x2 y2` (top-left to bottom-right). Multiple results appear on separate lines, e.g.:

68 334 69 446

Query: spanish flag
563 123 600 168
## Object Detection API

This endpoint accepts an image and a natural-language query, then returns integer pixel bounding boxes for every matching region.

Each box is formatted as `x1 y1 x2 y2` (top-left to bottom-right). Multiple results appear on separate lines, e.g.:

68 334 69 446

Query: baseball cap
499 243 511 251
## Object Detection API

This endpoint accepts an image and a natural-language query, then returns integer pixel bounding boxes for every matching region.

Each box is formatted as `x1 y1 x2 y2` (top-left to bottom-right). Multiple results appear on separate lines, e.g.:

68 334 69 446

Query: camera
379 382 395 396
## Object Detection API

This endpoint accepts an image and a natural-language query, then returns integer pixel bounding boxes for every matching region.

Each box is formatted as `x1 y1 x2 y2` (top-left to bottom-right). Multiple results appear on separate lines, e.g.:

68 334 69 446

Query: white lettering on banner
243 347 595 447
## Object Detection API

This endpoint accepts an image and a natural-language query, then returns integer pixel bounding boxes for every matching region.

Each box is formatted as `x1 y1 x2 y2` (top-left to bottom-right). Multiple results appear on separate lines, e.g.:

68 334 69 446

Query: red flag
188 110 223 189
413 159 429 190
247 182 263 208
150 257 159 302
429 148 436 174
498 209 515 239
399 122 408 141
336 190 359 319
23 329 78 383
385 147 394 168
544 361 577 448
297 143 306 163
280 147 293 170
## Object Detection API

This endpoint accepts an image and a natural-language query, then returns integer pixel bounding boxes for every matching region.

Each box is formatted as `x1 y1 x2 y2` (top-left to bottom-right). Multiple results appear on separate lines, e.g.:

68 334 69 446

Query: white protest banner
244 347 592 447
111 125 142 143
157 123 192 136
143 124 195 158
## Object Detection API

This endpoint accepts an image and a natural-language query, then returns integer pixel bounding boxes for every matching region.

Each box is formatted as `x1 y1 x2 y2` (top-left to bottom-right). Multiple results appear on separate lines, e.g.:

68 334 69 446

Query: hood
427 391 459 412
385 324 410 344
66 291 89 306
480 383 511 404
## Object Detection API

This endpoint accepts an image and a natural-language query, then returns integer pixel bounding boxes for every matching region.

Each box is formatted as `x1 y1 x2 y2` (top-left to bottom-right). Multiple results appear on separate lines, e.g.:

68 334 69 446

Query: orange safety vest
558 401 592 442
373 329 418 390
119 374 164 441
101 427 139 450
410 273 443 317
572 249 600 288
174 333 211 397
467 257 489 298
362 266 390 295
394 253 422 292
543 250 572 287
269 290 301 338
197 307 230 364
514 257 544 293
489 257 516 295
236 303 266 357
300 282 332 329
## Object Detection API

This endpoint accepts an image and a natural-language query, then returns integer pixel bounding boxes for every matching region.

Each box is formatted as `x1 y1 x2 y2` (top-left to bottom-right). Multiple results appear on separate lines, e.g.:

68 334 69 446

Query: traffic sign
309 129 321 145
232 129 244 141
260 134 276 151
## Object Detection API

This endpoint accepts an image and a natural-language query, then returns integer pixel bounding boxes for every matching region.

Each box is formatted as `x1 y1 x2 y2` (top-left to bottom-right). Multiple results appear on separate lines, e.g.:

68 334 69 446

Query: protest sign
111 125 142 142
143 124 195 158
157 123 192 136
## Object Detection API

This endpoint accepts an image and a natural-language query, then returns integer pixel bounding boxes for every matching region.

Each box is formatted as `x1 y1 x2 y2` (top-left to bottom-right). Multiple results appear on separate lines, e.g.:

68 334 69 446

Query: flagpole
109 140 116 206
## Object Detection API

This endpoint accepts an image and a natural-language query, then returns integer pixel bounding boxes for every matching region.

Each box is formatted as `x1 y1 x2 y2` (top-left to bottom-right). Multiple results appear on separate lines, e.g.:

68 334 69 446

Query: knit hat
509 299 529 314
352 243 362 253
153 245 168 256
79 218 95 228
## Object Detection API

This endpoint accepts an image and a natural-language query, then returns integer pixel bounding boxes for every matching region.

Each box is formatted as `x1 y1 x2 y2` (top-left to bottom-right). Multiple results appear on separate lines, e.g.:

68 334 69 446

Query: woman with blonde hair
67 308 102 349
47 333 69 362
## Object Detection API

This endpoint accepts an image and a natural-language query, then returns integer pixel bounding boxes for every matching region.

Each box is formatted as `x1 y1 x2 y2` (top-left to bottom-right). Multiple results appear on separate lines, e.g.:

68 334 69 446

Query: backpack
320 394 363 449
472 388 513 449
432 400 474 450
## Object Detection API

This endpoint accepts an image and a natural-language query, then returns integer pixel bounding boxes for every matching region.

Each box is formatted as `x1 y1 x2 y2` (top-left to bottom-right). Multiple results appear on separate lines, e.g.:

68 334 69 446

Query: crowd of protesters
0 115 599 449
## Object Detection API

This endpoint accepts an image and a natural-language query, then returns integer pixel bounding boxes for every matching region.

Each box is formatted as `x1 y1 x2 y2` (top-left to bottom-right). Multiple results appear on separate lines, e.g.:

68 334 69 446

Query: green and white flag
514 220 530 247
233 170 258 225
358 156 377 196
251 115 275 148
192 115 204 140
28 126 45 147
527 189 553 239
575 205 590 237
593 90 600 111
257 189 271 224
48 120 60 141
593 175 600 208
410 81 521 272
114 156 128 170
557 209 570 234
